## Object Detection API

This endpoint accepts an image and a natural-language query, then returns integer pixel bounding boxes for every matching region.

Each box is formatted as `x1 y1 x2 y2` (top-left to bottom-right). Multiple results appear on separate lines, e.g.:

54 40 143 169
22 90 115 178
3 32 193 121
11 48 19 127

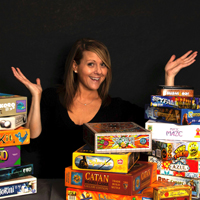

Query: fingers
36 78 41 86
11 67 29 85
181 50 198 61
168 54 176 64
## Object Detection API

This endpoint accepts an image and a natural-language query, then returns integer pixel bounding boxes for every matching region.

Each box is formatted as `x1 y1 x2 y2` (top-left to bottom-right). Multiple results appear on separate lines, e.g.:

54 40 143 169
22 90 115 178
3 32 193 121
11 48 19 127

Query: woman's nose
94 64 102 74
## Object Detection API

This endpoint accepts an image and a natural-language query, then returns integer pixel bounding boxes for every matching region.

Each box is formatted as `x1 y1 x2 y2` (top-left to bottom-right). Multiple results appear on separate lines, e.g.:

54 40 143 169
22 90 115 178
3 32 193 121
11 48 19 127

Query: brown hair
58 38 112 110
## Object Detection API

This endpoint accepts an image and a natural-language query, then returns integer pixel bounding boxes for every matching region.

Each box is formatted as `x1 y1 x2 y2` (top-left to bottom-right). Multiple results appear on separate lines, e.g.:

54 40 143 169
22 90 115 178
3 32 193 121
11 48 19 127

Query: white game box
145 120 200 141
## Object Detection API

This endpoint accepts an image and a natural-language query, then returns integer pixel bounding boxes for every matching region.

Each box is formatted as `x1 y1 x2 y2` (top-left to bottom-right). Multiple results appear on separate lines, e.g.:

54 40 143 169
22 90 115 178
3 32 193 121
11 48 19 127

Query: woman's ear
73 60 78 73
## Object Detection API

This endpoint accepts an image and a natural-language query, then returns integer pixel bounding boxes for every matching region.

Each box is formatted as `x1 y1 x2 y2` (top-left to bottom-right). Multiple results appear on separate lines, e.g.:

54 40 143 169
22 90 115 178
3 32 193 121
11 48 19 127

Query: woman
11 38 197 178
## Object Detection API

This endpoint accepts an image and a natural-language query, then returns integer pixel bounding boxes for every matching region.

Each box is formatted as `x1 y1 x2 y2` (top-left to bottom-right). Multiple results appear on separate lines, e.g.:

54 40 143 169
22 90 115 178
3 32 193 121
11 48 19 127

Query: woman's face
74 51 108 91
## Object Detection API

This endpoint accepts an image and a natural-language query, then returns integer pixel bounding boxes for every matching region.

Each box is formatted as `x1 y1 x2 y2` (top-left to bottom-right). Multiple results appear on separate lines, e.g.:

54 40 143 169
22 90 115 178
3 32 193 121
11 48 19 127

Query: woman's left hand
165 50 198 86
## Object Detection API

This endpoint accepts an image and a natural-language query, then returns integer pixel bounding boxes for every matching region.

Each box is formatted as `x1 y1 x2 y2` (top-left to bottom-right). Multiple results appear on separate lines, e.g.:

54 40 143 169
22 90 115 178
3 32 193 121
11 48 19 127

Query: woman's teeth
91 77 100 81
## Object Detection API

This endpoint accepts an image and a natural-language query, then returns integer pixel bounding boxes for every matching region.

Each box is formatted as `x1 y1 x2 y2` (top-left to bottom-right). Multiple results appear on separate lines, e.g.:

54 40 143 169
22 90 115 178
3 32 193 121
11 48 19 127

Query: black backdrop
1 0 200 108
1 0 200 177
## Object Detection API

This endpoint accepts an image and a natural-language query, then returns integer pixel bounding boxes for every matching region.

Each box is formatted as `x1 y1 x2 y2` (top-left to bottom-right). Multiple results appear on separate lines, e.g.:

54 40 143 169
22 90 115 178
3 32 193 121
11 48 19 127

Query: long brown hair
58 38 112 110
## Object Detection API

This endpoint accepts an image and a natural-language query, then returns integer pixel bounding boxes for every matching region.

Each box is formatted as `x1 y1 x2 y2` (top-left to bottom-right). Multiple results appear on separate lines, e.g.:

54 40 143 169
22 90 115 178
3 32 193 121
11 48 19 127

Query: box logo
16 100 26 113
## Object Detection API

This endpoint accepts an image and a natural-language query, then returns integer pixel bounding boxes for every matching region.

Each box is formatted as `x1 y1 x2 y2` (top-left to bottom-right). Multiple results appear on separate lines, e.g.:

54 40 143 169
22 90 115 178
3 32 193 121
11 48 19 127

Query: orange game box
0 127 30 147
66 161 157 195
153 185 192 200
66 181 175 200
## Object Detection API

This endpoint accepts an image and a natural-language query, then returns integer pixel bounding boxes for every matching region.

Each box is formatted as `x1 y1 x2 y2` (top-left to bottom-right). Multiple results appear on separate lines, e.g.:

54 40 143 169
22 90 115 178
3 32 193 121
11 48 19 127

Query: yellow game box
72 144 139 173
153 185 192 200
0 127 30 147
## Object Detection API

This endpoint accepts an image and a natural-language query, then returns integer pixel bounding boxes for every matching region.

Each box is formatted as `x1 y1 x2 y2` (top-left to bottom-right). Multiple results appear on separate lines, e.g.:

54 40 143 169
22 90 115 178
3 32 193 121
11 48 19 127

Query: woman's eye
101 63 106 67
88 63 94 67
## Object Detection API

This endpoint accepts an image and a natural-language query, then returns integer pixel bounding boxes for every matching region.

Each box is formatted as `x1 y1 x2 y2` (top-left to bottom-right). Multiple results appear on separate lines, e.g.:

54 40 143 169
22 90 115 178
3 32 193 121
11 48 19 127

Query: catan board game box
66 161 157 195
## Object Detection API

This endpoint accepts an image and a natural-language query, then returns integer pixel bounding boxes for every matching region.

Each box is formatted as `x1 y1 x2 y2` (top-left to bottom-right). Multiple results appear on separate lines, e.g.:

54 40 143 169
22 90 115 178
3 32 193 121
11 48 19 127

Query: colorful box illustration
145 120 200 141
156 85 194 97
0 146 20 168
0 114 27 130
145 105 200 125
66 161 157 195
66 179 168 200
151 139 200 161
157 175 199 198
0 93 27 117
83 122 152 153
0 175 36 199
0 127 30 147
72 144 139 173
150 95 200 109
148 156 200 178
0 164 33 181
153 185 192 200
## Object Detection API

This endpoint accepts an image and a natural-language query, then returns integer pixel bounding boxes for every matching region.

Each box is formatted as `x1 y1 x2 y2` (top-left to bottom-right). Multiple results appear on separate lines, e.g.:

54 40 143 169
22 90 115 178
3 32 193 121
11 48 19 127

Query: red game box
66 161 157 195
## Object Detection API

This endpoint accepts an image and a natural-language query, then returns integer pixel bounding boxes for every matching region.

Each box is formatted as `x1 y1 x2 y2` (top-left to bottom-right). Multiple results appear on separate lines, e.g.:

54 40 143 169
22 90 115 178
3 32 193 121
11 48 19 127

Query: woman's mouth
90 77 100 81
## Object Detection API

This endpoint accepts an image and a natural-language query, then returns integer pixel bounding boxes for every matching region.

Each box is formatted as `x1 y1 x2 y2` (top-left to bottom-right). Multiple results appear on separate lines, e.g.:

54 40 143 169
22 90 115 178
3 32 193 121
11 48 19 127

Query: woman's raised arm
11 67 42 139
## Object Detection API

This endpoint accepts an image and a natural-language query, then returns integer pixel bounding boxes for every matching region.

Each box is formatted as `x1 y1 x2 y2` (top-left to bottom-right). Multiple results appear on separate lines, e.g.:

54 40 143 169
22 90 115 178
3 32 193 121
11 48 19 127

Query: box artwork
145 105 200 125
157 174 200 198
148 156 200 178
0 175 36 199
150 95 200 109
0 164 33 181
0 127 30 147
151 139 200 161
0 114 27 130
66 180 170 200
83 122 152 153
0 146 20 168
156 85 194 97
66 161 157 195
153 185 192 200
145 120 200 141
72 144 139 173
0 93 27 117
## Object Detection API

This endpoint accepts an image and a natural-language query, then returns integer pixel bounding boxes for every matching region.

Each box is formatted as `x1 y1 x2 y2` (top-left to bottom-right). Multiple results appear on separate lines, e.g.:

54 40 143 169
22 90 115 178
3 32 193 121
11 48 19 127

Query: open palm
11 67 42 98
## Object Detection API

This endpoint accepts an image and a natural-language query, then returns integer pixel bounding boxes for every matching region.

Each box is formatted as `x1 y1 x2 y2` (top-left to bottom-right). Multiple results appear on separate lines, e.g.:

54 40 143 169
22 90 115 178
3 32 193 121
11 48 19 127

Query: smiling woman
11 38 197 178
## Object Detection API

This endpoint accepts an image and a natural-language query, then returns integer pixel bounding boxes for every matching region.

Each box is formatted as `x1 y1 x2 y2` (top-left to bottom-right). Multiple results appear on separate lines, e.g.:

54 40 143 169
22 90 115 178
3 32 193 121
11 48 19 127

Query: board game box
0 114 27 130
157 175 198 198
0 93 27 117
66 180 172 200
153 185 192 200
151 139 200 160
66 161 157 195
0 127 30 147
156 85 194 97
0 164 33 181
0 175 36 199
148 156 200 178
150 95 200 109
145 120 200 141
0 146 20 168
83 122 152 153
145 105 200 125
72 144 139 173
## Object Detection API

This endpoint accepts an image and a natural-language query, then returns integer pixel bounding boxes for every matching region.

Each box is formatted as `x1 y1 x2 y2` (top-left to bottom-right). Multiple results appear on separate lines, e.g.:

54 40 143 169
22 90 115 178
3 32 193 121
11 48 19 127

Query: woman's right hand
11 67 42 98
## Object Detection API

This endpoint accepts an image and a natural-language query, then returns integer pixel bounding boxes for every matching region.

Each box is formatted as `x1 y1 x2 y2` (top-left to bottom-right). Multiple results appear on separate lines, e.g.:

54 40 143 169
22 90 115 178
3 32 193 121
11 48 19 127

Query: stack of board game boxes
64 121 186 200
0 93 37 199
144 85 200 198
